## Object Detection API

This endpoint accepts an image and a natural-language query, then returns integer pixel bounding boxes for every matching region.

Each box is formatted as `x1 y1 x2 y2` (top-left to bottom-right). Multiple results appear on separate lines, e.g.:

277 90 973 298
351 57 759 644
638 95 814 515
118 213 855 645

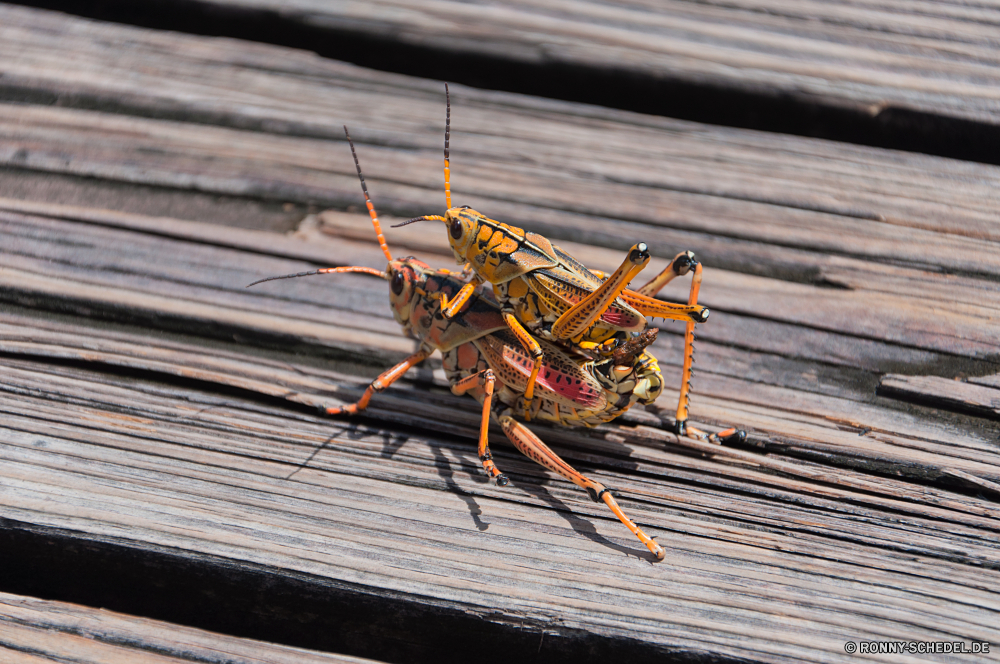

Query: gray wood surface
0 592 382 663
107 0 1000 127
1 4 998 663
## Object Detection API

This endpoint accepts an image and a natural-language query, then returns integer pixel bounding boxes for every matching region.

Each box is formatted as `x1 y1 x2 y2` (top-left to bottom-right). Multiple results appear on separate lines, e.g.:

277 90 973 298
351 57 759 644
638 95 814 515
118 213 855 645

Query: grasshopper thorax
445 206 560 284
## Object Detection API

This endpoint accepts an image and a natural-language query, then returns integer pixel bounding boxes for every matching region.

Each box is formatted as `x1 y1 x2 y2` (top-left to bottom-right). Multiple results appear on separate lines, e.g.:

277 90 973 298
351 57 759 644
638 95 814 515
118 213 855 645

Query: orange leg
322 349 431 416
551 243 651 339
635 256 744 443
499 415 665 561
619 290 709 323
587 251 708 324
684 425 745 445
451 369 509 486
622 252 704 433
501 312 543 420
634 251 696 297
436 277 482 318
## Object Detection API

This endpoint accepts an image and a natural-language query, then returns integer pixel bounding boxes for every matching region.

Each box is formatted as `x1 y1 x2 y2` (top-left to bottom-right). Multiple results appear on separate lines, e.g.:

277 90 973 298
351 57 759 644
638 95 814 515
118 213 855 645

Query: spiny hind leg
636 253 745 443
663 260 744 441
551 243 651 340
634 251 697 297
452 369 508 486
633 251 703 434
322 349 431 416
498 415 665 561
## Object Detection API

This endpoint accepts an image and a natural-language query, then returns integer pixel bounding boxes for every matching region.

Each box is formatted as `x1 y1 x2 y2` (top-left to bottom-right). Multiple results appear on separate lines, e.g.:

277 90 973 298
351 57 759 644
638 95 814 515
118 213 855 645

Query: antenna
392 214 447 228
444 83 452 210
344 126 392 262
247 266 385 288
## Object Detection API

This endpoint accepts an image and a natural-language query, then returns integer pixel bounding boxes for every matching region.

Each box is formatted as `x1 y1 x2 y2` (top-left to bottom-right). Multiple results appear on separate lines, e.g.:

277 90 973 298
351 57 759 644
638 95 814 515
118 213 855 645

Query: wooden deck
0 3 998 663
0 591 381 663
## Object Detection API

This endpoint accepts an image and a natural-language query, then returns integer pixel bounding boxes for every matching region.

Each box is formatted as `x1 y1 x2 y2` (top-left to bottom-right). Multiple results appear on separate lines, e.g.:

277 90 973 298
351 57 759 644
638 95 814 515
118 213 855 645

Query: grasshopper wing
475 331 608 411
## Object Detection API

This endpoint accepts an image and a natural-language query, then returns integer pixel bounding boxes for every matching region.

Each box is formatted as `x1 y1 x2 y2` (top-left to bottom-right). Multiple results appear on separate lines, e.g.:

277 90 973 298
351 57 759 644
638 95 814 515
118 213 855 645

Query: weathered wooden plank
17 0 1000 163
970 374 1000 390
2 358 998 663
3 308 998 528
0 6 997 661
0 591 381 664
880 374 1000 420
205 0 997 128
2 4 1000 248
2 203 997 480
0 201 997 658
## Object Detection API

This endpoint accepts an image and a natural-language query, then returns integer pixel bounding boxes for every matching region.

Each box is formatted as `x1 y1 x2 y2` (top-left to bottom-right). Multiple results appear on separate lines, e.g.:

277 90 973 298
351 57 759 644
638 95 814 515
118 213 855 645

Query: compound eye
450 217 464 240
390 271 405 295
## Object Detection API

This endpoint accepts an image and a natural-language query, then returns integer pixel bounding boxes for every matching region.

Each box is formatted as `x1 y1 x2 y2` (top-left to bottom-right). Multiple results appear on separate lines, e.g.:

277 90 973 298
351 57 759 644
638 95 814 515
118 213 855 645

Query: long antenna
247 266 385 288
444 83 452 210
392 214 447 228
344 125 393 262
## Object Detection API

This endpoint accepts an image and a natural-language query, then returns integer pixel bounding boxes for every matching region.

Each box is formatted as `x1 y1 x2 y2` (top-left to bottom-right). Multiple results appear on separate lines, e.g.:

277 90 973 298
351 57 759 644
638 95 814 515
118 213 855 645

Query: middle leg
451 368 509 486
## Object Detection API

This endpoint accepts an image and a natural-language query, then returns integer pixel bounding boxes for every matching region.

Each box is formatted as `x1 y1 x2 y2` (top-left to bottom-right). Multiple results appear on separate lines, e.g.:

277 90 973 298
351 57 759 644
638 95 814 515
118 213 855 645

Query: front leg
322 349 431 416
433 276 482 318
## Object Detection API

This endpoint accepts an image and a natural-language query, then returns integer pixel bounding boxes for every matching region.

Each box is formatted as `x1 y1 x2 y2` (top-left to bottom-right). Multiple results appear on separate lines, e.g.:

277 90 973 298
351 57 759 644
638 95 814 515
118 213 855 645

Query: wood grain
880 374 1000 420
0 5 998 662
95 0 1000 129
3 356 998 663
1 197 999 660
0 592 382 664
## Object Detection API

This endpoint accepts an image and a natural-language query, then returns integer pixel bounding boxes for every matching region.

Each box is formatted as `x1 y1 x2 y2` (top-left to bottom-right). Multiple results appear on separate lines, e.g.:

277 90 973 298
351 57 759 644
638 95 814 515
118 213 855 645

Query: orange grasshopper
397 86 724 440
249 130 671 560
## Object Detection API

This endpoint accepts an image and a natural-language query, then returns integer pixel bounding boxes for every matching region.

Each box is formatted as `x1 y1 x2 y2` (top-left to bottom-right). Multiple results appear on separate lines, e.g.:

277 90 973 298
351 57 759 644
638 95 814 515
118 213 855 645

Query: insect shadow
504 461 649 560
428 439 490 532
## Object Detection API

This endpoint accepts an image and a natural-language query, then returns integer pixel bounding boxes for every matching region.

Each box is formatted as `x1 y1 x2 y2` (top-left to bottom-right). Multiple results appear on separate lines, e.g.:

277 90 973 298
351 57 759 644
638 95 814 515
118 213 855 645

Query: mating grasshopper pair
251 91 743 560
398 86 731 440
252 132 669 559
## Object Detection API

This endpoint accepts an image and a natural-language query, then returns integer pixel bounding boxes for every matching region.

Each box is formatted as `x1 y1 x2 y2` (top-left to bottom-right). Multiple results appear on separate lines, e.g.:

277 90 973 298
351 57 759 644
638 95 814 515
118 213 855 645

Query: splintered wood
0 4 999 663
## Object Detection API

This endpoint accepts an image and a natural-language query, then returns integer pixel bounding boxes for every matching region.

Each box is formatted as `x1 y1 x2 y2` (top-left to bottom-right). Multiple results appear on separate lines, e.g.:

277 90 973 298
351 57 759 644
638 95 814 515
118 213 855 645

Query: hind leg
633 254 745 443
499 415 665 561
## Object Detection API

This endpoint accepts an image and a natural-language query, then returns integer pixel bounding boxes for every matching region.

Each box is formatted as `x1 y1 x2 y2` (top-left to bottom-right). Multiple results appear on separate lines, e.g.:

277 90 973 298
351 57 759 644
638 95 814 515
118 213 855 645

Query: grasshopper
396 86 720 438
249 129 672 560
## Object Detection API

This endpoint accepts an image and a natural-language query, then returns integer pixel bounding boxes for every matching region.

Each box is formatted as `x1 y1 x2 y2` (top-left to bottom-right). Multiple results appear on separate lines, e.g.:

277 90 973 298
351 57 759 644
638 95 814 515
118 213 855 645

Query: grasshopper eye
450 217 464 240
391 271 405 295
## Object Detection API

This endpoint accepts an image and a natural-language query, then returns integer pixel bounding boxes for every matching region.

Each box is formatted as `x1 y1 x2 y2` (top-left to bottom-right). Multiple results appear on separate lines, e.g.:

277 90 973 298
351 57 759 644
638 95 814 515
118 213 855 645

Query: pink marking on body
502 346 601 407
600 308 640 327
538 368 602 408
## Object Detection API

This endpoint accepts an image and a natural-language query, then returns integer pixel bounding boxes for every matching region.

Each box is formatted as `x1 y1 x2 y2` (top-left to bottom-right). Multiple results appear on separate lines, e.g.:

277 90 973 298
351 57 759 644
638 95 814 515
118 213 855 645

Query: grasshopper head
393 206 483 265
444 206 486 263
386 257 431 330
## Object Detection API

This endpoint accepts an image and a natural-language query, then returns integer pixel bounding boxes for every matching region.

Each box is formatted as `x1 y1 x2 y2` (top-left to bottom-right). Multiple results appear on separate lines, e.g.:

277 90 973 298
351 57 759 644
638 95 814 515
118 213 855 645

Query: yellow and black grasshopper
249 130 673 560
397 86 726 440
